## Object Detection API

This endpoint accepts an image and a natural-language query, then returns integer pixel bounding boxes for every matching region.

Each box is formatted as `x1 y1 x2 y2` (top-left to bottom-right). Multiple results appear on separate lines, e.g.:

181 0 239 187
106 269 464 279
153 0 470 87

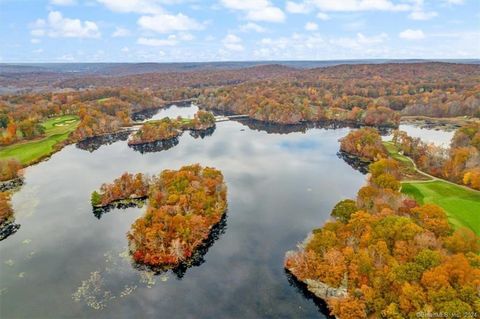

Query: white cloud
331 32 388 49
305 22 318 31
399 29 425 40
222 34 244 51
112 27 131 37
33 48 44 53
444 0 464 4
121 47 130 52
286 1 311 14
30 38 41 44
305 0 410 12
357 32 388 44
316 12 330 20
178 33 194 41
31 11 100 38
220 0 285 23
96 0 164 15
137 35 178 46
240 22 266 33
138 13 203 33
409 10 437 20
50 0 76 5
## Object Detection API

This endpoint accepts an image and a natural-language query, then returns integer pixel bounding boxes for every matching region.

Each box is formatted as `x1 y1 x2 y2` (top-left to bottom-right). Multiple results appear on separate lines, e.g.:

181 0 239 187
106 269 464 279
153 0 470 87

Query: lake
0 105 451 318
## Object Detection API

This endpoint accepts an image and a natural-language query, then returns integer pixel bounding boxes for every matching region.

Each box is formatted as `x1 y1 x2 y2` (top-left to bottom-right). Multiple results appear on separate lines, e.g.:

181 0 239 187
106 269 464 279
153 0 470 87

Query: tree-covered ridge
91 165 227 269
128 110 216 145
198 63 479 125
285 157 480 319
339 128 387 162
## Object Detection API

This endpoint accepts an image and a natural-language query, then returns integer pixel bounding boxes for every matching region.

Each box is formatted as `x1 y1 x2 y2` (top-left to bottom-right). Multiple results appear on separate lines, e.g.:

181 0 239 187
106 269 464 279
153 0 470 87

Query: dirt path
401 154 480 194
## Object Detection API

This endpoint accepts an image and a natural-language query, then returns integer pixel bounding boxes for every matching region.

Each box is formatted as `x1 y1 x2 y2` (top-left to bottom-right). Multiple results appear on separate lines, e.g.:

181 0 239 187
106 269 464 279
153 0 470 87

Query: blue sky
0 0 479 62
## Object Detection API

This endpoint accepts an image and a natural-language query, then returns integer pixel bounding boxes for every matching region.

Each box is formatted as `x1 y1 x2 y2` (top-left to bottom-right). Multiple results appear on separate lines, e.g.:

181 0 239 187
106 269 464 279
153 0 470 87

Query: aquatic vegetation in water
72 271 114 310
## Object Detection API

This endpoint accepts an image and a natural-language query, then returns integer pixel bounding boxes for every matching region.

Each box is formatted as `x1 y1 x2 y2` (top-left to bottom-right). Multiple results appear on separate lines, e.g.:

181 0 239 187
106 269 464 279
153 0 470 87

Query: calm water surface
0 106 448 319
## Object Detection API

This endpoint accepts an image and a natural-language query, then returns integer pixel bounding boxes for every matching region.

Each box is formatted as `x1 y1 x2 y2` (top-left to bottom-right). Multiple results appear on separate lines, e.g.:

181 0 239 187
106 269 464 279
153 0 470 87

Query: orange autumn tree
128 164 227 267
339 127 388 161
91 173 150 207
285 158 480 318
0 191 14 227
0 159 23 182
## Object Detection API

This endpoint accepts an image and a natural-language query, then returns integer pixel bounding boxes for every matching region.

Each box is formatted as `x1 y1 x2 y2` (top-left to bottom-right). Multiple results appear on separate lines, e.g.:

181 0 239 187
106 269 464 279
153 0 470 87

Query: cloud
239 22 266 33
96 0 164 15
112 27 131 37
444 0 464 4
399 29 425 40
331 32 388 49
316 12 330 20
220 0 285 23
294 0 410 12
222 34 244 51
138 13 203 33
408 10 437 20
305 22 318 31
31 11 100 38
286 1 311 13
50 0 76 5
30 38 41 44
137 35 178 46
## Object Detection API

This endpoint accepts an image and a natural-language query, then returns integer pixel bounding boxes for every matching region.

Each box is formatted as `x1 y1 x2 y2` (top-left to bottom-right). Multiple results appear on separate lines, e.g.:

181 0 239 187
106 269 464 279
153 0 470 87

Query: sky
0 0 479 63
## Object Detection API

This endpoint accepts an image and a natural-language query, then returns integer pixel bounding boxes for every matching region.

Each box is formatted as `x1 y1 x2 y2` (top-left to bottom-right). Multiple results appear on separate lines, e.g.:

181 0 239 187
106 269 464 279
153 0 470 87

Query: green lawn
383 141 414 168
402 180 480 236
0 115 79 165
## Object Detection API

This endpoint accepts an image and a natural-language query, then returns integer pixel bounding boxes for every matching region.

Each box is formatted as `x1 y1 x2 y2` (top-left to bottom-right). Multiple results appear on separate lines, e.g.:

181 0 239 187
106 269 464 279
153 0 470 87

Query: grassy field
402 180 480 236
0 115 79 165
383 141 430 180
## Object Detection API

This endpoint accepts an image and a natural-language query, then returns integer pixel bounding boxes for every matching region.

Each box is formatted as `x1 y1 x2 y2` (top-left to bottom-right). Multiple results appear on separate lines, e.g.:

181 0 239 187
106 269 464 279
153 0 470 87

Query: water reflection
189 126 216 139
336 151 370 175
285 269 335 319
92 199 147 219
132 103 199 122
76 131 131 152
0 221 20 241
236 118 394 136
128 137 180 154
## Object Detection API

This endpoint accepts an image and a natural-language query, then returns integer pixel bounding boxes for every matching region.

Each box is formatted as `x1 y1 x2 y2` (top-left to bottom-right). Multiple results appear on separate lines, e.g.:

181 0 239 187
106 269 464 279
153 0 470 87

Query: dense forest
285 156 479 318
91 164 228 268
199 63 480 125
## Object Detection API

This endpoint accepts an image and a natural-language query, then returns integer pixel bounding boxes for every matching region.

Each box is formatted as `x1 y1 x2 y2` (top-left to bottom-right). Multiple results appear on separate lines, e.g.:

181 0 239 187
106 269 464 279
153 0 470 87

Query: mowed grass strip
0 115 79 165
402 180 480 236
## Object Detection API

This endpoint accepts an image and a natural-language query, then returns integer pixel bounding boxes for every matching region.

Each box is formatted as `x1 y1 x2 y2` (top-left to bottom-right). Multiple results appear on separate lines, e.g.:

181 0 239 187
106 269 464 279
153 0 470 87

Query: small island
128 110 216 146
91 164 227 269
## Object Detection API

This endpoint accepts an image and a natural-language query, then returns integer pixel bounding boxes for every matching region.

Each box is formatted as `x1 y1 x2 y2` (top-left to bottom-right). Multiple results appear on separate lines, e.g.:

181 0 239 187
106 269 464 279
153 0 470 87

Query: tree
331 199 358 223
